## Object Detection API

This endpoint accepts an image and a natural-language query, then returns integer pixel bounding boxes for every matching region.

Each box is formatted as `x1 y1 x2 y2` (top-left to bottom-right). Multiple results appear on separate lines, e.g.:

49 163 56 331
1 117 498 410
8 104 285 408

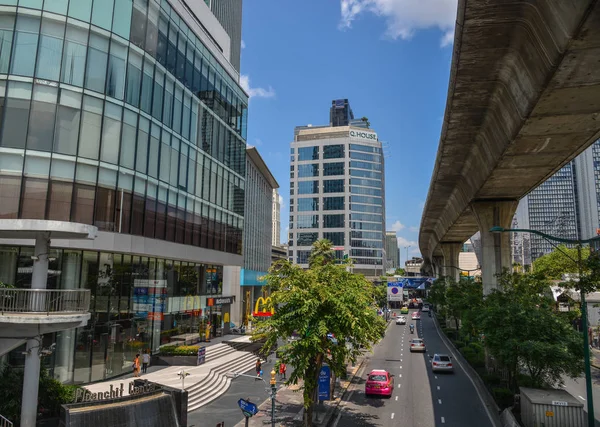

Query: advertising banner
318 366 331 400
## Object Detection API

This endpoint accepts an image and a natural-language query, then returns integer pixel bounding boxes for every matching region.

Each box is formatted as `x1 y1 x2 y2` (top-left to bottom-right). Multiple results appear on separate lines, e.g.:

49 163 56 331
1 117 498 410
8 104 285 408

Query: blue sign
238 398 259 417
197 346 206 366
318 366 331 400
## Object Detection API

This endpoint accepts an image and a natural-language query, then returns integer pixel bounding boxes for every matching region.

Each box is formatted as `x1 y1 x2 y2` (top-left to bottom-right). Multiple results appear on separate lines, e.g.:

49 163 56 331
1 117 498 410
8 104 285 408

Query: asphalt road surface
332 311 495 427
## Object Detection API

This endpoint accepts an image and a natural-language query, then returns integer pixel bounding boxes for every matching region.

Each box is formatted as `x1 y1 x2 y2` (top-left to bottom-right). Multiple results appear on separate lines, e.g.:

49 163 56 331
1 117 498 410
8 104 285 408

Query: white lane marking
441 416 446 423
395 396 398 401
400 359 403 362
399 374 402 377
431 312 496 427
437 386 440 390
399 366 402 369
391 413 395 419
438 399 442 404
398 384 402 388
579 395 586 401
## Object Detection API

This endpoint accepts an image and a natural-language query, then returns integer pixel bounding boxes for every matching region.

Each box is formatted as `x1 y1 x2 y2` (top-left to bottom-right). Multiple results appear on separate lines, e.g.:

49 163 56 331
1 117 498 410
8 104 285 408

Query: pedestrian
142 350 150 374
279 362 287 380
255 358 262 380
133 354 141 377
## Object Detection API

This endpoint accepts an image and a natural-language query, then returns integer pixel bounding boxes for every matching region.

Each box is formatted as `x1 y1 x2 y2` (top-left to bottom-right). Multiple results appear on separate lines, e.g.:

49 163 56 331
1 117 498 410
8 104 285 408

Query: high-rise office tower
330 99 354 127
289 102 386 278
272 189 281 246
210 0 244 72
385 231 399 270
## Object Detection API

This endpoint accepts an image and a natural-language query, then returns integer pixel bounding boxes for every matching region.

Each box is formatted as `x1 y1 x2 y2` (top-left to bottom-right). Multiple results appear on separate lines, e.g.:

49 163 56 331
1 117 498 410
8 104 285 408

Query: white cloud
240 74 275 99
241 40 246 49
409 226 419 232
396 236 418 248
390 220 405 232
339 0 457 47
279 194 285 209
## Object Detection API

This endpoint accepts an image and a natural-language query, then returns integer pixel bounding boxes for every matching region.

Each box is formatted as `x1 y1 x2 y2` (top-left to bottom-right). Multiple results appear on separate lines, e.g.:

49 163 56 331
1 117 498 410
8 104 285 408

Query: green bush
159 345 199 356
461 346 485 369
453 340 466 349
492 387 515 409
481 372 502 387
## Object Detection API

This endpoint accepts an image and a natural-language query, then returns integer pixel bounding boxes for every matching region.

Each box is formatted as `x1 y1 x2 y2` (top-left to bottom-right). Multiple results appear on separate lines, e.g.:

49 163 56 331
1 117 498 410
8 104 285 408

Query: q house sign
349 130 378 142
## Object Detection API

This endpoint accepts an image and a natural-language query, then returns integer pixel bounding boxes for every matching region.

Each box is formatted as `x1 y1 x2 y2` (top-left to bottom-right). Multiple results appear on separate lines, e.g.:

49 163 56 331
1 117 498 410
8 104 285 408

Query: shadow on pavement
337 405 380 427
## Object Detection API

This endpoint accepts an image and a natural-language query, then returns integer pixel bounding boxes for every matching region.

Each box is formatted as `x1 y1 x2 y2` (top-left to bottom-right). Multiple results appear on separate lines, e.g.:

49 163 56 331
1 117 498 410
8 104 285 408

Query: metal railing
0 288 90 315
0 414 13 427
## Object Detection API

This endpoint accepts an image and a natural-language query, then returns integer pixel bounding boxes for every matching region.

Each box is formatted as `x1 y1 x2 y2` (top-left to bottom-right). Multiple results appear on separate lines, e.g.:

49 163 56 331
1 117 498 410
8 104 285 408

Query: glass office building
0 0 247 383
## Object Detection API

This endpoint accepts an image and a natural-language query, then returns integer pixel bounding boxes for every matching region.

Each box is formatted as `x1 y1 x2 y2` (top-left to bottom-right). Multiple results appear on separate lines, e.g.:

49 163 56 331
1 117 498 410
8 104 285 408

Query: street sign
197 346 206 365
318 366 331 400
238 398 259 417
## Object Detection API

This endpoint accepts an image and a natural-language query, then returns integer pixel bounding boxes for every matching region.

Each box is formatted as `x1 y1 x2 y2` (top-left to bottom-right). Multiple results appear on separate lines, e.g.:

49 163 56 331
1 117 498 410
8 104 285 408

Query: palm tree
308 239 335 268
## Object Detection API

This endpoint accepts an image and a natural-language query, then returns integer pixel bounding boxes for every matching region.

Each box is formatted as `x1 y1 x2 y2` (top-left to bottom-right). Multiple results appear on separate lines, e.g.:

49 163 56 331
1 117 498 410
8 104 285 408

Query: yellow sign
253 297 274 317
546 411 554 417
224 312 229 323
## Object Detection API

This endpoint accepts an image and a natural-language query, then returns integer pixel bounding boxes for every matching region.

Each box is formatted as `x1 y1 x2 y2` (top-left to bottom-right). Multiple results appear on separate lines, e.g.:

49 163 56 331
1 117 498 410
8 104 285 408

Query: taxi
365 369 394 397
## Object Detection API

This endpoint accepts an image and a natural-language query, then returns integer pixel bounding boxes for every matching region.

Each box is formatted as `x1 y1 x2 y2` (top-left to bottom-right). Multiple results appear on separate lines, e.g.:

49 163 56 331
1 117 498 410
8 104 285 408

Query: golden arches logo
253 297 274 317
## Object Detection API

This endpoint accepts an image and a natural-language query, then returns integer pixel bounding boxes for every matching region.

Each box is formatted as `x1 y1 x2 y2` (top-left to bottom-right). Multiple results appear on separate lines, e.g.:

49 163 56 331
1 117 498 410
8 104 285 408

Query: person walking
255 358 262 380
142 350 150 374
279 362 287 380
133 354 141 377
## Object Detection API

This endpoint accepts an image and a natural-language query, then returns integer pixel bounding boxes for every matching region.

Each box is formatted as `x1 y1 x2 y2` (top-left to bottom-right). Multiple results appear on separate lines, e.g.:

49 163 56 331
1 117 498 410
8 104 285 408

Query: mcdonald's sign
253 297 274 317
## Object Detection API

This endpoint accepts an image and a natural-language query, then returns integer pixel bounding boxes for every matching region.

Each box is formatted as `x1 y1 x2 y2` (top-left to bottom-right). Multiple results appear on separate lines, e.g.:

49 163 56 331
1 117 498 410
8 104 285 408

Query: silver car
395 316 407 325
431 354 453 372
409 338 426 352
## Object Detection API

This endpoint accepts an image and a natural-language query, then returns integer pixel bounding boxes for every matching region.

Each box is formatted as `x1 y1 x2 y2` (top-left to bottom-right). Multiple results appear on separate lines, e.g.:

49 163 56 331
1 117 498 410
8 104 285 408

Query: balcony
0 288 90 315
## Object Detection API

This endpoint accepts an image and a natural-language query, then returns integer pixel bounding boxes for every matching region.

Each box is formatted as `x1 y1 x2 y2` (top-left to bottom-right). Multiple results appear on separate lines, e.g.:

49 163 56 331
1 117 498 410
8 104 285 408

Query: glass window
298 146 318 161
61 24 88 87
68 0 92 21
78 96 103 159
297 214 318 229
145 0 159 55
152 68 164 120
350 151 381 162
350 168 381 180
0 15 14 74
323 232 344 246
350 186 382 196
162 76 173 127
182 93 191 140
323 162 345 176
18 0 43 9
140 59 153 113
44 0 69 14
298 197 318 212
53 89 81 155
156 14 167 65
350 177 380 188
172 85 182 134
350 144 381 153
120 109 137 168
351 221 382 231
36 19 64 82
27 84 58 152
298 180 318 195
136 116 149 173
323 179 344 193
125 50 142 107
324 214 345 228
47 180 73 221
100 102 122 164
91 0 115 31
21 178 48 220
323 144 344 159
324 196 344 210
351 195 382 205
297 232 318 246
85 33 109 93
112 0 133 39
148 123 160 178
11 15 40 77
1 81 32 149
106 40 127 100
351 160 382 171
298 163 319 178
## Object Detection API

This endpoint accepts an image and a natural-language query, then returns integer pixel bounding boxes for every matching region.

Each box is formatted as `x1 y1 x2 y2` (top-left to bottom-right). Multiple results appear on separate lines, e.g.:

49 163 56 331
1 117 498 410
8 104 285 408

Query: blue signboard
238 398 259 417
197 346 206 365
318 366 331 400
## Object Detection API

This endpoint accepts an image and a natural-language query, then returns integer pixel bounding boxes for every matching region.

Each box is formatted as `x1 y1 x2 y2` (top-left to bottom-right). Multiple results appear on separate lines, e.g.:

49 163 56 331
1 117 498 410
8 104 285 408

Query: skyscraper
272 189 281 246
210 0 244 73
330 99 354 127
385 231 399 270
289 102 386 278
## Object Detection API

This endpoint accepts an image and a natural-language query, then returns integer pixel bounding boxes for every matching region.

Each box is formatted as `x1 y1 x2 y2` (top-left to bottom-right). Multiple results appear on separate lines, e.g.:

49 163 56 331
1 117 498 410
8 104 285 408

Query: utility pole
578 244 595 427
270 369 277 427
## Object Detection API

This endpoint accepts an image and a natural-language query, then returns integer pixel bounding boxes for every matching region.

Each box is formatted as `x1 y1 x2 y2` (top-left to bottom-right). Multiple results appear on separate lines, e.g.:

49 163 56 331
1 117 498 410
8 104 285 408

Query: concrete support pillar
471 201 518 295
432 256 445 279
21 232 50 427
441 242 463 283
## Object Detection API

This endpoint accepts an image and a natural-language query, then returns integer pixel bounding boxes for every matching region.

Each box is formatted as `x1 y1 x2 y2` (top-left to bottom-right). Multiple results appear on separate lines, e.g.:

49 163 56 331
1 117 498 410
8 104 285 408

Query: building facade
272 188 281 246
0 0 247 385
329 99 354 127
289 107 386 278
385 231 399 271
241 147 278 324
209 0 243 73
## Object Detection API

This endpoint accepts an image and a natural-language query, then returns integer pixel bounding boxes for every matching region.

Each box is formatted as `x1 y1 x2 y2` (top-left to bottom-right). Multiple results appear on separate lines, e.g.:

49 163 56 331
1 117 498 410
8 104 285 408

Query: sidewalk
591 347 600 369
233 353 368 427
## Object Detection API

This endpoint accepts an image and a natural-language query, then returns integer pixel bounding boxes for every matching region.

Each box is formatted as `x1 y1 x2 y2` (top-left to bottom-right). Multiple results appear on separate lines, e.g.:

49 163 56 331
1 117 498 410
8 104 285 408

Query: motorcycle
410 324 414 334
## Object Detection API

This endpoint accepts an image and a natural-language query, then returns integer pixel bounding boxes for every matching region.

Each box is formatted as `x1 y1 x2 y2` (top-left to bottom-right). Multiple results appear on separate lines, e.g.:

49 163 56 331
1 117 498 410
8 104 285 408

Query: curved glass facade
0 0 247 254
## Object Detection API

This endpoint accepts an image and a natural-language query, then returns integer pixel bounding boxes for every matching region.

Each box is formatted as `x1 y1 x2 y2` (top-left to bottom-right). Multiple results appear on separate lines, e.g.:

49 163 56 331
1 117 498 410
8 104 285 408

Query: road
562 369 600 427
332 310 494 427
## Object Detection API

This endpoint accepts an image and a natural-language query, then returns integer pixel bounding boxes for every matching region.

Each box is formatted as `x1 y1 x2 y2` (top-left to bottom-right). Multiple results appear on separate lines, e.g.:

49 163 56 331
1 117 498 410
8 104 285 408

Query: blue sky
240 0 457 265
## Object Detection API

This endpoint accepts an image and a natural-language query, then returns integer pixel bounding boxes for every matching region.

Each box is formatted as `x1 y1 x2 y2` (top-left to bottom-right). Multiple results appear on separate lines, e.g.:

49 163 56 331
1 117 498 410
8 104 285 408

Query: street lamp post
490 226 600 427
270 369 277 427
404 246 411 270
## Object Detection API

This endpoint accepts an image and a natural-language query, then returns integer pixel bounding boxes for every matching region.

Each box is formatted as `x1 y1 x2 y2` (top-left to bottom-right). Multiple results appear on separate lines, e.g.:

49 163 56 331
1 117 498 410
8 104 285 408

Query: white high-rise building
272 189 281 246
288 109 386 278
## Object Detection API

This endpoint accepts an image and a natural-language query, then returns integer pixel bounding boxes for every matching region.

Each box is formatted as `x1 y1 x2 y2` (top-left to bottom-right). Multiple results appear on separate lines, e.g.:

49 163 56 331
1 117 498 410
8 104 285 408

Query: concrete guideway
419 0 600 289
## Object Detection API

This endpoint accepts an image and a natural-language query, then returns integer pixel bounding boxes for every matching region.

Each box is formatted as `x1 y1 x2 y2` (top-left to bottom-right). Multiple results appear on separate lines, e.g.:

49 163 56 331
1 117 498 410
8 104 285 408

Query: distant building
385 231 399 271
271 244 288 264
330 99 354 127
405 257 424 277
272 189 281 246
209 0 244 73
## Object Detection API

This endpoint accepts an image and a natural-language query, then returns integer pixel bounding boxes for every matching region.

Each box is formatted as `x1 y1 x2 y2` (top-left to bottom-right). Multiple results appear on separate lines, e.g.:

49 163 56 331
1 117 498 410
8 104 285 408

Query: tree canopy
532 245 590 280
253 239 386 426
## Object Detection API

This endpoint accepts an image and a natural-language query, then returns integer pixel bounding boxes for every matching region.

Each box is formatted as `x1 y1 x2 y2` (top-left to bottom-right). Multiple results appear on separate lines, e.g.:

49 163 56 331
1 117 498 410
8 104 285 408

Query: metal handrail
0 414 13 427
0 289 90 315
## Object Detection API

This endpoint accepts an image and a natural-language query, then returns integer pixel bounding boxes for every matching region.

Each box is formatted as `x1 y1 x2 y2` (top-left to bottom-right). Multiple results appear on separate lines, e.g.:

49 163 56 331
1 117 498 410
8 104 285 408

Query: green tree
253 240 386 427
478 272 584 390
308 239 335 267
444 277 483 333
532 245 590 279
394 268 406 276
360 116 370 128
373 283 388 309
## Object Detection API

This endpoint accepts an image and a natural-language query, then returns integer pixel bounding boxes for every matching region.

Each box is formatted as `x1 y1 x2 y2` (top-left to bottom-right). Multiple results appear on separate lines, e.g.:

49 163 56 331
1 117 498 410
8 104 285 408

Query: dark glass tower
330 99 354 127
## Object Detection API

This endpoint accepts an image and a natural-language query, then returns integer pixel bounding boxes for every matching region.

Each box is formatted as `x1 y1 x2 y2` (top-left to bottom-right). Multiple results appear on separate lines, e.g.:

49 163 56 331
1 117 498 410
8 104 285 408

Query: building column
441 242 462 283
471 201 518 295
21 232 50 427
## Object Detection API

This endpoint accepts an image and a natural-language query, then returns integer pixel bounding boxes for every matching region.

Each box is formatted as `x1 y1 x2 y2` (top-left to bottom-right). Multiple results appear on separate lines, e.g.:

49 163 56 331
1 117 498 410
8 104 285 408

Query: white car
395 316 407 325
422 305 430 312
409 338 426 352
431 354 453 372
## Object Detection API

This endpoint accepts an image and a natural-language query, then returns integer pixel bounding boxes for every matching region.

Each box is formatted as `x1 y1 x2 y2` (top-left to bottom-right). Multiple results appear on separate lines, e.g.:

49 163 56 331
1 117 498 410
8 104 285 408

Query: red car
365 369 394 397
412 312 421 320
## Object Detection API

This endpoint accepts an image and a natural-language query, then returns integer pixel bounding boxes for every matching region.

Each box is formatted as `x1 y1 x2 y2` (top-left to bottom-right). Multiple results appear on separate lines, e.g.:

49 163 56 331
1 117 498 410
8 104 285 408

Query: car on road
400 307 409 314
409 338 426 352
421 305 430 312
395 316 407 325
365 369 394 397
431 354 453 372
411 312 421 320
